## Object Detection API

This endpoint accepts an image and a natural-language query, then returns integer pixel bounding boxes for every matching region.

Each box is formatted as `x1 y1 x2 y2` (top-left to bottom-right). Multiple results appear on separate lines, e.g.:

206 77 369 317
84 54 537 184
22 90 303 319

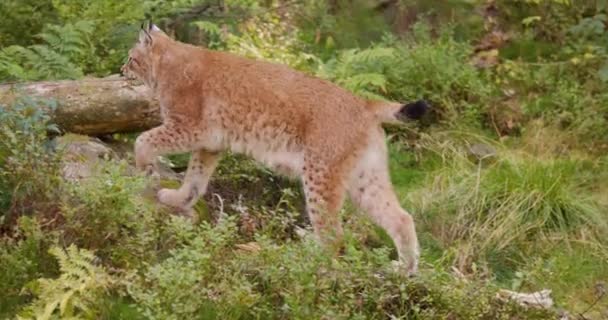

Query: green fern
0 46 29 79
37 21 95 61
340 73 388 100
192 21 221 37
0 21 94 81
27 45 83 80
317 47 396 99
17 245 112 320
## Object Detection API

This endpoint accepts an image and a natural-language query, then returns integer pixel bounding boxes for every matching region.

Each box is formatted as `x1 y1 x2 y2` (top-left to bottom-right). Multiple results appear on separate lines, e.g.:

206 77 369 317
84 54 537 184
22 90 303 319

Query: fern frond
348 47 395 65
0 21 94 81
316 46 396 100
0 46 29 80
27 45 83 80
38 21 94 57
193 21 221 36
341 73 388 92
17 245 113 320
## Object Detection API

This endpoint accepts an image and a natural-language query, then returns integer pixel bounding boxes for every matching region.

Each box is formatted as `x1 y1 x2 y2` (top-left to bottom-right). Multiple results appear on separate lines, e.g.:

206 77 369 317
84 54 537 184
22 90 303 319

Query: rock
467 143 497 163
497 289 554 309
57 134 114 180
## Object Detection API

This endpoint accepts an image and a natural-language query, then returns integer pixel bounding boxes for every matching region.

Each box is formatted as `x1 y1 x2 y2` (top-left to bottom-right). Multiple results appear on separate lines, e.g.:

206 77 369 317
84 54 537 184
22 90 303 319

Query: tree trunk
0 76 161 136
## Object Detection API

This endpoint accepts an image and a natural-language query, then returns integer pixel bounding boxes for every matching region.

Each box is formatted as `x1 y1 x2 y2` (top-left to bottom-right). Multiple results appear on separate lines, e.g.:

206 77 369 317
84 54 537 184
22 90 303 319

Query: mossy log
0 76 161 135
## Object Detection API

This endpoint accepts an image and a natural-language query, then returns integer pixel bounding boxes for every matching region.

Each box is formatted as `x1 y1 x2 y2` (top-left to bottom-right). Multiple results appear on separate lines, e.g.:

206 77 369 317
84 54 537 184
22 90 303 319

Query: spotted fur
121 24 426 274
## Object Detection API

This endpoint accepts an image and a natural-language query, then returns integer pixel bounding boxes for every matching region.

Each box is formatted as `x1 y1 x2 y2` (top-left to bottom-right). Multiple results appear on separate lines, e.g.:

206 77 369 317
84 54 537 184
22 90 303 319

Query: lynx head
121 22 166 86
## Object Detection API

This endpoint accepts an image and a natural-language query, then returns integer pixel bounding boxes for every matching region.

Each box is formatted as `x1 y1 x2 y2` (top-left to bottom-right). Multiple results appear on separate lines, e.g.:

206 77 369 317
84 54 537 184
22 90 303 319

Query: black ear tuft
139 21 153 44
398 100 429 121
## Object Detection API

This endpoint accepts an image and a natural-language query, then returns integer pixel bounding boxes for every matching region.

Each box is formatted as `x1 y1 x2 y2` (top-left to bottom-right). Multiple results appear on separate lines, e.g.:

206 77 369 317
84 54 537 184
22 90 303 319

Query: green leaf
522 16 541 27
192 21 221 36
598 62 608 82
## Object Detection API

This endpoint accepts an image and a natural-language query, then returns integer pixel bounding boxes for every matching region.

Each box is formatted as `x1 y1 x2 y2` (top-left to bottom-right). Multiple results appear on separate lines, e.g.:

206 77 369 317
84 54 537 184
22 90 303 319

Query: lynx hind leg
157 150 220 213
348 142 420 275
302 160 347 254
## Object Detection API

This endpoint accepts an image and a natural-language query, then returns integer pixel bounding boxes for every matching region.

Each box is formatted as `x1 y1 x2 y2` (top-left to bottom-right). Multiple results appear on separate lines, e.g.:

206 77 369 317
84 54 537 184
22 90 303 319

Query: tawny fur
122 25 421 274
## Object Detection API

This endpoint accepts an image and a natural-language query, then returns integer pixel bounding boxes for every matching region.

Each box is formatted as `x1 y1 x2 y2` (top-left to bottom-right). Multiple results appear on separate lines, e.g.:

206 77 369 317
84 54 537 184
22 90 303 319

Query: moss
56 133 91 143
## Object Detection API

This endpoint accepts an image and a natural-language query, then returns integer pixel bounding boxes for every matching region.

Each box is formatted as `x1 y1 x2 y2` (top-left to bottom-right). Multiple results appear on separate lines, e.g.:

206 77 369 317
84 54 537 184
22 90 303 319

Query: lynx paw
157 188 184 208
157 188 198 222
392 248 419 277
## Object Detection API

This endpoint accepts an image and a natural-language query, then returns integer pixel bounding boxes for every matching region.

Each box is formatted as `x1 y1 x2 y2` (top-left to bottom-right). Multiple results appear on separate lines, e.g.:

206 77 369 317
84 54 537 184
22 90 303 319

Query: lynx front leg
157 149 220 210
135 124 197 174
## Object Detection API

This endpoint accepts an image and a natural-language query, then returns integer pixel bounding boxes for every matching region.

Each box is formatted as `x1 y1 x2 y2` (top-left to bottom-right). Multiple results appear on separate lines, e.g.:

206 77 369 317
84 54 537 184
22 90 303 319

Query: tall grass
409 131 607 273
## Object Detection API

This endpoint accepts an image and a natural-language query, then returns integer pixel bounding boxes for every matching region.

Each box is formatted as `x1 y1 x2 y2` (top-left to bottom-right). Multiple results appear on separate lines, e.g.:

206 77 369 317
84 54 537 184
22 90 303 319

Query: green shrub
0 95 61 225
317 46 398 100
495 59 608 149
318 23 493 125
127 214 555 319
386 24 493 124
127 216 243 320
59 161 158 267
0 21 95 81
0 217 58 317
51 0 147 75
295 0 391 53
0 0 58 47
224 14 317 72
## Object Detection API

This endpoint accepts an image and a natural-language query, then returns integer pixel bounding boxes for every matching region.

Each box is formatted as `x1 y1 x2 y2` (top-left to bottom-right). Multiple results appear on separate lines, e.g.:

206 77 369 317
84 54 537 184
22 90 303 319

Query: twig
212 192 226 222
577 286 605 320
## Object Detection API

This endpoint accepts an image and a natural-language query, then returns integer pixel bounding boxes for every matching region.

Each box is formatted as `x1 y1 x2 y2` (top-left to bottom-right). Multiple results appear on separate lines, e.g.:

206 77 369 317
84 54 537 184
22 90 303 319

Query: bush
59 161 160 267
386 24 494 124
0 95 61 226
0 21 96 81
318 23 494 125
0 217 59 317
0 0 58 47
495 59 608 150
127 215 555 319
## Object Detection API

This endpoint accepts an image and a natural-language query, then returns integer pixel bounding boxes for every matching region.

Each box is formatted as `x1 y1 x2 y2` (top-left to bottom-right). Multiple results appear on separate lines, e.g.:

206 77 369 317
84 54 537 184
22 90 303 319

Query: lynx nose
120 64 134 80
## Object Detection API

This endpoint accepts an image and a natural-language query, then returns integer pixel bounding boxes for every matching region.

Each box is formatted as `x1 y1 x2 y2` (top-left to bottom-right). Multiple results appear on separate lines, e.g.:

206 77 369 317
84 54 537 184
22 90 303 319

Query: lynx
121 24 428 274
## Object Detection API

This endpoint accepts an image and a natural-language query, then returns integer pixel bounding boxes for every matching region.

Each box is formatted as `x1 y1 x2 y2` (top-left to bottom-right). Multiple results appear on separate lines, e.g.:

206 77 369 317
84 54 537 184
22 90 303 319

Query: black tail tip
398 100 430 121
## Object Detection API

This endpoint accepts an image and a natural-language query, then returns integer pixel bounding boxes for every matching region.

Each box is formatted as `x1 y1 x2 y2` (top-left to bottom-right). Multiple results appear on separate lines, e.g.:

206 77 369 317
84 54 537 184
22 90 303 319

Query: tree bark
0 76 161 135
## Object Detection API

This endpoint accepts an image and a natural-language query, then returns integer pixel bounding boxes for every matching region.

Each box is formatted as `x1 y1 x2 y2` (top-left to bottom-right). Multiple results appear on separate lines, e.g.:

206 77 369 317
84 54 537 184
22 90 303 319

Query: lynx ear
139 22 153 45
150 24 162 32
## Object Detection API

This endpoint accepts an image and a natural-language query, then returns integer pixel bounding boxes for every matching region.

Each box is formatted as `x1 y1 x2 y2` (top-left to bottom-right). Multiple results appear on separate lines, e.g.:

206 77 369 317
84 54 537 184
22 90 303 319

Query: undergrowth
0 95 62 227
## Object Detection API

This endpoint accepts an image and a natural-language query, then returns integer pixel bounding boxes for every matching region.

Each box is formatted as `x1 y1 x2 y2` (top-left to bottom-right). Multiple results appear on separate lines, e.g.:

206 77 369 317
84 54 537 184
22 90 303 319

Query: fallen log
0 76 161 135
